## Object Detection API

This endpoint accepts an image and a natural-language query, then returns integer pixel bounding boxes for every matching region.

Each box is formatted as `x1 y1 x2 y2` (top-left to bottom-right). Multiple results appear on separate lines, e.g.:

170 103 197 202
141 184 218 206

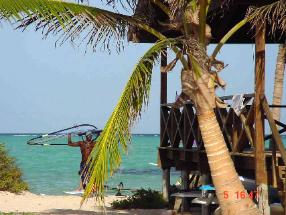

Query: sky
0 3 285 134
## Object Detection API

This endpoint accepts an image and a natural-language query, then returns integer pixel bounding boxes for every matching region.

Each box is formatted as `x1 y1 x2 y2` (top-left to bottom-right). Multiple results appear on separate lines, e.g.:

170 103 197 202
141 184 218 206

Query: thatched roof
128 0 285 44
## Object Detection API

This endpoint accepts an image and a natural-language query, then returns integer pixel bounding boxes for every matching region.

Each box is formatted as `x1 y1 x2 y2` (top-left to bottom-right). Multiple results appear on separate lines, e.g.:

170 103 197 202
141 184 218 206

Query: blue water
0 134 179 195
1 134 285 195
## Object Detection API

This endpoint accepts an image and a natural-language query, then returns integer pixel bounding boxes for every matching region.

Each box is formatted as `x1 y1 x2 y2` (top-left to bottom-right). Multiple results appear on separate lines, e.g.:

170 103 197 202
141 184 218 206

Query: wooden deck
159 147 284 182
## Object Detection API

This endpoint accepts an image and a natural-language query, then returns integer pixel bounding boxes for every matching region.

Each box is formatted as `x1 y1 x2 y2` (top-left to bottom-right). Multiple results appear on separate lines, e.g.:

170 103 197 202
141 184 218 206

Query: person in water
68 131 96 190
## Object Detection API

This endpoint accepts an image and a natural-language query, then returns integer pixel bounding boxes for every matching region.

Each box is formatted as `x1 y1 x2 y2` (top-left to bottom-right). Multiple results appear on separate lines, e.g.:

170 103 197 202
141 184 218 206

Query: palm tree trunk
272 44 286 121
198 111 261 215
178 71 262 214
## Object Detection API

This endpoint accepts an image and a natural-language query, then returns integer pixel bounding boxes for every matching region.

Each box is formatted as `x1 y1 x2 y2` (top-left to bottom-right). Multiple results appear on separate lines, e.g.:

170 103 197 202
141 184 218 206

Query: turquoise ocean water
1 134 285 195
0 134 179 195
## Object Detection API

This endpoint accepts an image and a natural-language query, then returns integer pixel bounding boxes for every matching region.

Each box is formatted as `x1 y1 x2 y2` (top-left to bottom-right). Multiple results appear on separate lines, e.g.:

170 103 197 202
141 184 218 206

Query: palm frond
199 0 208 45
211 16 250 59
168 0 187 19
81 38 180 202
247 0 286 38
104 0 138 11
0 0 142 51
152 0 171 17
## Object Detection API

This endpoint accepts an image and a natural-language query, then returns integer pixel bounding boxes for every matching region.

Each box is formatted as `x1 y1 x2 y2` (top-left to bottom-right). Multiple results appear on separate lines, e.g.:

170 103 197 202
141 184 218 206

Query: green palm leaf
82 38 179 202
0 0 141 51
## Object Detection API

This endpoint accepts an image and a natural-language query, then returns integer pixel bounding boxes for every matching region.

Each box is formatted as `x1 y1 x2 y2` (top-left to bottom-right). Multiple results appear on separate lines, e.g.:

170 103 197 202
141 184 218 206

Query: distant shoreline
0 133 284 137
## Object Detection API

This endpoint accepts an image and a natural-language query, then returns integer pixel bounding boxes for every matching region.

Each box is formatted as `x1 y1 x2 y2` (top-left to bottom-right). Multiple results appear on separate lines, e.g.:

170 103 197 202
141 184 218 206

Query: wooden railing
160 94 258 152
160 94 286 152
161 102 201 149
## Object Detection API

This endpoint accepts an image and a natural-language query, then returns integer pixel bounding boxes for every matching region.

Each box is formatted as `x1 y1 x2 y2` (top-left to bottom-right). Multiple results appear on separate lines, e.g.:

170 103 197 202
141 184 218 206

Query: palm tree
272 44 286 121
1 0 286 214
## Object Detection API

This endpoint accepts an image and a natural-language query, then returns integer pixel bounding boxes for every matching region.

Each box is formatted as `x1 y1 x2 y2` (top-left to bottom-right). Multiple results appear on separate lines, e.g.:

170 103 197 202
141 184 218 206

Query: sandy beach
0 191 169 214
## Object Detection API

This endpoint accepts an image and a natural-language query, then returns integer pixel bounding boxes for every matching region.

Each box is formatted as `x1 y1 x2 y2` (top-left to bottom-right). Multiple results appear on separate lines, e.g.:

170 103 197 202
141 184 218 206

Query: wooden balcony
159 94 286 201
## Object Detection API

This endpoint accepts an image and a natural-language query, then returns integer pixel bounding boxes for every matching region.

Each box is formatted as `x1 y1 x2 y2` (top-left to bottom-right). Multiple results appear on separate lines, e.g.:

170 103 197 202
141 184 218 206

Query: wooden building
129 0 286 214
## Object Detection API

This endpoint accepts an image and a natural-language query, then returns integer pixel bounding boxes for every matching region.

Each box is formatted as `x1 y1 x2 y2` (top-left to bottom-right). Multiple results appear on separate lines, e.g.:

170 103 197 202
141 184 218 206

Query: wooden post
181 170 190 211
162 168 170 201
254 23 270 215
161 49 167 105
160 49 170 201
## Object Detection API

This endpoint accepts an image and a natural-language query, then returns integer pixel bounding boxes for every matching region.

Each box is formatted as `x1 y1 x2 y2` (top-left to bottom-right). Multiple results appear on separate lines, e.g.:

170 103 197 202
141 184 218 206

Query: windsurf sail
27 124 102 146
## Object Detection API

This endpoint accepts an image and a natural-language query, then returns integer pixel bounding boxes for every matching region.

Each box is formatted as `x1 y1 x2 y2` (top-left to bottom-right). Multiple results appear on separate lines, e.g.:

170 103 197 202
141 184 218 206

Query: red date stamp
223 191 259 200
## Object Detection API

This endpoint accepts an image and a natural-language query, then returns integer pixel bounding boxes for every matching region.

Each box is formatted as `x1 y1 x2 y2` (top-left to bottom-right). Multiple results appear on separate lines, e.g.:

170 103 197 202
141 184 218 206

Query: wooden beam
181 170 190 211
232 113 240 151
240 113 254 147
261 96 284 188
255 23 266 183
160 49 170 201
160 49 167 144
254 23 270 215
262 96 286 163
162 169 170 201
233 104 254 152
160 50 167 104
